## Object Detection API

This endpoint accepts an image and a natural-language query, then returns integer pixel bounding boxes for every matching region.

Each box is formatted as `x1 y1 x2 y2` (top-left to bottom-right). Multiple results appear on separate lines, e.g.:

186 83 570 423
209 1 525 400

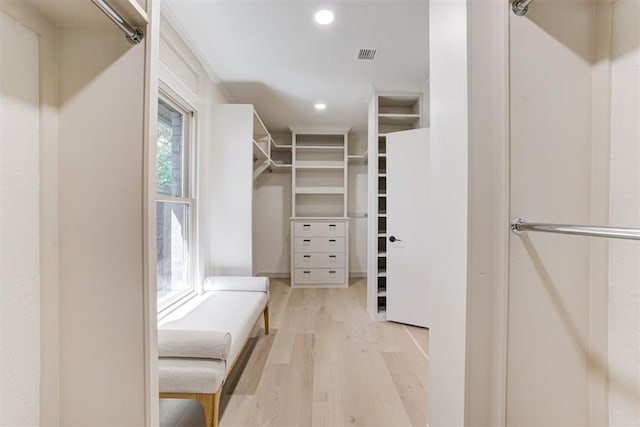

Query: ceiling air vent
357 49 377 60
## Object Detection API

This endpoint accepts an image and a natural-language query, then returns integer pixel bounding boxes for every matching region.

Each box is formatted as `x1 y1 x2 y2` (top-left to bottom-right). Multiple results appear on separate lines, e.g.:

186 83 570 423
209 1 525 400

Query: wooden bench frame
160 305 269 427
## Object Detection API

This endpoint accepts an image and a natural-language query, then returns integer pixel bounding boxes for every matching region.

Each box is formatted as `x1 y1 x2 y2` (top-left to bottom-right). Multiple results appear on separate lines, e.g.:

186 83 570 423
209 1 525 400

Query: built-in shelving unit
269 137 293 171
348 150 368 164
367 92 423 320
290 127 350 288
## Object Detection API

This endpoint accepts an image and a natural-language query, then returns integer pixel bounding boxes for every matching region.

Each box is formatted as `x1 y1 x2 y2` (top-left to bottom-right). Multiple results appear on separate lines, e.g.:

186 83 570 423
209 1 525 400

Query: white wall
608 1 640 423
507 1 595 425
159 11 231 284
465 0 509 425
253 150 292 276
209 104 254 276
427 1 469 425
0 9 40 425
57 27 148 425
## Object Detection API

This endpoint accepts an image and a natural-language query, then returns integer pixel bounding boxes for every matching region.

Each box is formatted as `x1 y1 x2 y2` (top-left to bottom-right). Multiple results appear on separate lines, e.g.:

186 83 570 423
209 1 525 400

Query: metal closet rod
90 0 144 44
511 218 640 241
512 0 534 16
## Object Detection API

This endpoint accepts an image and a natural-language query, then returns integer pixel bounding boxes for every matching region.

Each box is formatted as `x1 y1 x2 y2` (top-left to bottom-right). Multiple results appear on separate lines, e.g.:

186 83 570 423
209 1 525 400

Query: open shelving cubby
367 91 423 320
269 136 293 171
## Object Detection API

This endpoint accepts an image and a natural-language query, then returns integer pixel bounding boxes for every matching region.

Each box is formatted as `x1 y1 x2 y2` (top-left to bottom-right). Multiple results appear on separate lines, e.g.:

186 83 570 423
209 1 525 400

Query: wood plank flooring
159 278 428 427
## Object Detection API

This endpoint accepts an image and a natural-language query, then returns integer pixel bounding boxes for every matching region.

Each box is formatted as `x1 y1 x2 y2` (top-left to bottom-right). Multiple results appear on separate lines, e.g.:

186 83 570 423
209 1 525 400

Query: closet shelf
296 146 344 152
378 291 387 297
253 159 270 180
378 272 387 277
378 233 387 237
269 160 292 170
378 252 387 257
270 139 292 150
295 187 344 195
295 164 344 170
348 151 368 163
253 139 269 159
378 113 420 126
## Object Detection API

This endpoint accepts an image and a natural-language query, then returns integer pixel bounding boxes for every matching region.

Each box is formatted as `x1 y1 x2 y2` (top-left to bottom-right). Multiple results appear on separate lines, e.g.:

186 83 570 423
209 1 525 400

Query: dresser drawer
294 253 345 268
294 221 345 237
294 268 345 285
294 237 345 253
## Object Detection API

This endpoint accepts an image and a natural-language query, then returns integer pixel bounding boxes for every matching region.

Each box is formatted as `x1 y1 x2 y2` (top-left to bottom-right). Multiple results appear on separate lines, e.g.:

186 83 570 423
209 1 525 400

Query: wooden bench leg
263 305 270 335
196 392 221 427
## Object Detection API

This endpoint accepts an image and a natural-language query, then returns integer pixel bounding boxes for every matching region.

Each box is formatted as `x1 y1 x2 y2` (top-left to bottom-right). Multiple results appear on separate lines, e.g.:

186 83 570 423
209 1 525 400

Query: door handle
389 235 402 242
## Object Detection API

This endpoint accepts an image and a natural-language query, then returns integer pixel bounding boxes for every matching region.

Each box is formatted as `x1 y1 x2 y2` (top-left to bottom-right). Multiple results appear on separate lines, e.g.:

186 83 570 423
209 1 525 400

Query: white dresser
289 127 350 288
291 219 349 287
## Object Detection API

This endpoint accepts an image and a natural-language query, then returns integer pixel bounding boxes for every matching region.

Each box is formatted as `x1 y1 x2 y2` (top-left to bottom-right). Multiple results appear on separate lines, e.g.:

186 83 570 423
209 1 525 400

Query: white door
386 128 430 327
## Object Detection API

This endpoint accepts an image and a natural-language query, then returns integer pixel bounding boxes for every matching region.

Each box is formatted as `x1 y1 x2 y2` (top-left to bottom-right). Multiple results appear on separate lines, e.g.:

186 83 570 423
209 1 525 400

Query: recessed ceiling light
314 103 327 110
314 10 334 25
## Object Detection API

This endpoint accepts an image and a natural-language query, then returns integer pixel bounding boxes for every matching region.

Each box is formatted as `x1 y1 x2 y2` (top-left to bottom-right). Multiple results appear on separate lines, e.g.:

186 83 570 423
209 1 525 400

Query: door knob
389 235 402 242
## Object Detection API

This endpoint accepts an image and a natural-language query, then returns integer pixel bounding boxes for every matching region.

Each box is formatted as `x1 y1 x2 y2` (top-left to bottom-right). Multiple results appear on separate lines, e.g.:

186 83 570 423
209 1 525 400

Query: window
156 96 194 308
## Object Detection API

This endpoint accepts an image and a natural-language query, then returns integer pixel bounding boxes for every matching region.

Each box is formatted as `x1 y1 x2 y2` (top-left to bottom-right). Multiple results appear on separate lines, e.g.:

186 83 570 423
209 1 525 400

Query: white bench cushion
158 358 225 394
204 276 269 294
159 290 268 373
158 329 231 360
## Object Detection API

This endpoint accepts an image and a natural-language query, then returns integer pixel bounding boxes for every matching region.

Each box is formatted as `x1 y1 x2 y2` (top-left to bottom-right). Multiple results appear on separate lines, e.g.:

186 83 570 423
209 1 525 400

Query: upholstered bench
158 276 270 427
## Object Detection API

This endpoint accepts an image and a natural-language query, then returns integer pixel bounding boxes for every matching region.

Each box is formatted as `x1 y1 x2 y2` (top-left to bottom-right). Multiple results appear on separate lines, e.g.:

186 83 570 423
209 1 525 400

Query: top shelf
378 113 421 126
378 95 421 115
271 138 292 150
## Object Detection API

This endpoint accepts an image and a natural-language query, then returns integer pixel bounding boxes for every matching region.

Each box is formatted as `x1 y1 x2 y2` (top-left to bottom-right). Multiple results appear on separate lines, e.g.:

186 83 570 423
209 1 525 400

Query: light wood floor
159 278 428 427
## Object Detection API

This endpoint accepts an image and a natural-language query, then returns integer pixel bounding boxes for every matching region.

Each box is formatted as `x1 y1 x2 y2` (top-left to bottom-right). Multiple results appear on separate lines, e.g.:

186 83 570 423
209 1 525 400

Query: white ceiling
164 0 429 135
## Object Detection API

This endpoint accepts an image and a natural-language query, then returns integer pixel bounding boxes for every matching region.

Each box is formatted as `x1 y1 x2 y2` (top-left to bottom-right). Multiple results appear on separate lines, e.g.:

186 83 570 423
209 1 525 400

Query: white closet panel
0 11 40 424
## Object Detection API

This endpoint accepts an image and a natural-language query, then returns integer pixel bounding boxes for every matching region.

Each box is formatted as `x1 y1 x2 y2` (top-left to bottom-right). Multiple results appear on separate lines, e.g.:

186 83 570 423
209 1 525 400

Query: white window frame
156 91 197 312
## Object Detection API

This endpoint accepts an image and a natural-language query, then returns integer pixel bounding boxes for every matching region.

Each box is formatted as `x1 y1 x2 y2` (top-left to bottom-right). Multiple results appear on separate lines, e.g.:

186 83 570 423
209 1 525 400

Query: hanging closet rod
512 0 534 16
511 218 640 241
90 0 144 44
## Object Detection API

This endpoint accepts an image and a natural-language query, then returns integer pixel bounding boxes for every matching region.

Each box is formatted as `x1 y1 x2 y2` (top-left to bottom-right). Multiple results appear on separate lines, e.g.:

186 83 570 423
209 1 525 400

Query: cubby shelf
295 187 344 194
295 164 344 170
296 146 344 152
367 91 422 321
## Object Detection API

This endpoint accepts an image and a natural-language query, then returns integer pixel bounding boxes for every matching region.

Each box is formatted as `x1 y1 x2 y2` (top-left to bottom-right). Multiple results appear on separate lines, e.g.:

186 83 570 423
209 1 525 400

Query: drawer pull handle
303 224 311 229
329 255 336 258
329 224 337 229
304 271 311 273
303 255 311 258
329 239 336 242
329 270 336 274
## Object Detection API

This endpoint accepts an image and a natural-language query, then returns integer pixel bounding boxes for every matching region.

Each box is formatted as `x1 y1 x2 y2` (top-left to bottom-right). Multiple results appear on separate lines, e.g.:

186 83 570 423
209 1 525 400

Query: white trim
142 1 160 425
160 4 235 103
289 126 351 134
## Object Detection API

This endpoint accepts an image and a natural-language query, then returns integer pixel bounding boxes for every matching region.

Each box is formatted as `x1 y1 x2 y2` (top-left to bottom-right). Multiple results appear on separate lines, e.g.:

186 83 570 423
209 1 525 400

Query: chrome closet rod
511 218 640 241
512 0 534 16
90 0 144 44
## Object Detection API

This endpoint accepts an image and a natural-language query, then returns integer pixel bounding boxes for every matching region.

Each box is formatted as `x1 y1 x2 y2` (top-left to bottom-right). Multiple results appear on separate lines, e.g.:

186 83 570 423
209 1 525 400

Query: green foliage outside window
157 120 173 194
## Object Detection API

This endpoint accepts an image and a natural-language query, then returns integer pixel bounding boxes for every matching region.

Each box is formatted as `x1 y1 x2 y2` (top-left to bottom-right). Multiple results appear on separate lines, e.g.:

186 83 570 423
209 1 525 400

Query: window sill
157 290 199 322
